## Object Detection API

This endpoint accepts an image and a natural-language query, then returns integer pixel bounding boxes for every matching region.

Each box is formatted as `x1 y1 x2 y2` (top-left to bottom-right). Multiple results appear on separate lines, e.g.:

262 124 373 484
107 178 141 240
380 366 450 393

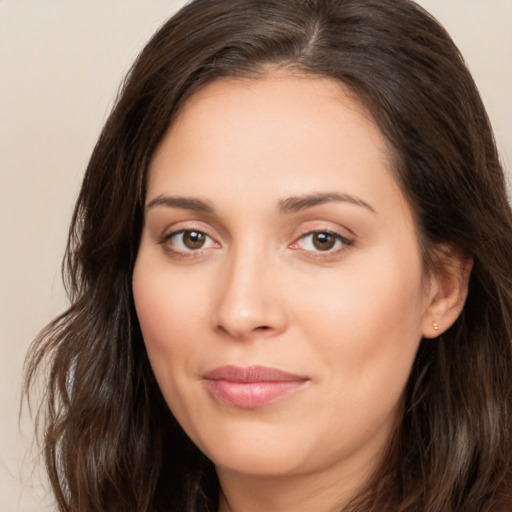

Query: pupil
184 231 205 249
313 233 335 251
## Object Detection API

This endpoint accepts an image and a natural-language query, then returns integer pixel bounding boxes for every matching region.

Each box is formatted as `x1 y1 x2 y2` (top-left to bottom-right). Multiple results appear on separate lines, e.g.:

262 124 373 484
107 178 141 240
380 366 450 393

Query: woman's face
133 74 435 483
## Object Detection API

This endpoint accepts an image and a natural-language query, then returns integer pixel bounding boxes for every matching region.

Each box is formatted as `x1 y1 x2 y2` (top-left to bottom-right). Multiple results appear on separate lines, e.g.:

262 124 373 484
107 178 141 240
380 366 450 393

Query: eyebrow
278 192 375 214
146 195 215 213
145 191 375 215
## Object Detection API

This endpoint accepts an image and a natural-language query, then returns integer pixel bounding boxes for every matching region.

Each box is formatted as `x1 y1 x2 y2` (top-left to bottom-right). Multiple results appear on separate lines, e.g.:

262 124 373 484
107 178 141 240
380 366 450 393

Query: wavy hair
25 0 512 510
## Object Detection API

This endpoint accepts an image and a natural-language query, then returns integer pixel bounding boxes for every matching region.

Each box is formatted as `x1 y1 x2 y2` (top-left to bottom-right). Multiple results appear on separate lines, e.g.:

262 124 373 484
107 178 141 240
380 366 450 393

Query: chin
211 448 305 477
194 422 311 477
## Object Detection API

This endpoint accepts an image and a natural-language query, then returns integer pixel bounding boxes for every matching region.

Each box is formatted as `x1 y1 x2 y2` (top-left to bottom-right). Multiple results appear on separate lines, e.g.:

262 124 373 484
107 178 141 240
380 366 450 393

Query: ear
422 245 473 339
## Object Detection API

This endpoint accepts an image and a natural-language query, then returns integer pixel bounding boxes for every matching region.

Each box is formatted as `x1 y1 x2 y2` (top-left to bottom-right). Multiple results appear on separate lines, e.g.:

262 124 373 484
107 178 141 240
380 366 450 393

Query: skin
133 72 465 512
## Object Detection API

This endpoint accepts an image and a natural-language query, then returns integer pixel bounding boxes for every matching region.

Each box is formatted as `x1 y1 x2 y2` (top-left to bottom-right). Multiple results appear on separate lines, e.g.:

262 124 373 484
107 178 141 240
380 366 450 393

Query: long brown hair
25 0 512 510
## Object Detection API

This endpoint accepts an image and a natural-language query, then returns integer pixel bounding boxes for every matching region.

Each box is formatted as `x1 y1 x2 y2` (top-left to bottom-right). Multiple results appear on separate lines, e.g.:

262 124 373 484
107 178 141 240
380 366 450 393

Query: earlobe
422 248 472 339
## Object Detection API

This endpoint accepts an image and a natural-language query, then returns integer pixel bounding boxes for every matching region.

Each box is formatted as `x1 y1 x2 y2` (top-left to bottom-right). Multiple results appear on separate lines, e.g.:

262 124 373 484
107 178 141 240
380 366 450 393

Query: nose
211 245 288 340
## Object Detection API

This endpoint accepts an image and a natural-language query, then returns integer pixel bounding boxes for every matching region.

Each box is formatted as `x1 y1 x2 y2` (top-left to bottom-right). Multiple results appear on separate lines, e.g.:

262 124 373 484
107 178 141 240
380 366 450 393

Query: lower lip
203 379 307 408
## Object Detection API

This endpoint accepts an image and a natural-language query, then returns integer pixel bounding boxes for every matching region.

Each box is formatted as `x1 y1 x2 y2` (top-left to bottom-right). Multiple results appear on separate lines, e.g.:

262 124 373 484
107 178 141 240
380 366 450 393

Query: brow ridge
146 195 215 213
146 192 374 215
279 192 375 214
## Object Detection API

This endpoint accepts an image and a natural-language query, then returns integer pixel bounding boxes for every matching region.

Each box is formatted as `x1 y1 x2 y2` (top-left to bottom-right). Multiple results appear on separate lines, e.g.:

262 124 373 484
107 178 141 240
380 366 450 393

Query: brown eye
182 230 206 249
293 230 353 254
161 228 219 255
312 232 336 251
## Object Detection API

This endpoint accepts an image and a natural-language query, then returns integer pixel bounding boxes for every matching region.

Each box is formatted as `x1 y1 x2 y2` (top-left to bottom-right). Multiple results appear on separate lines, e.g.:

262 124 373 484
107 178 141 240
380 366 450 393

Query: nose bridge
212 237 286 339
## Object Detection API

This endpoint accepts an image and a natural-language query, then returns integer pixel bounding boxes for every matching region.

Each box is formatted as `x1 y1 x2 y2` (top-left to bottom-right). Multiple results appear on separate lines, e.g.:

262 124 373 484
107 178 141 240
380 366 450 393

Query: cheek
291 247 426 404
133 243 209 330
132 259 213 440
295 249 425 344
132 258 207 381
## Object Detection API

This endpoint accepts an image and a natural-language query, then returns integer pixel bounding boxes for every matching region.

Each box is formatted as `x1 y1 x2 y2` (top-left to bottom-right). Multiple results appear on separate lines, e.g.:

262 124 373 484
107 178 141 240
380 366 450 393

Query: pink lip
202 365 309 408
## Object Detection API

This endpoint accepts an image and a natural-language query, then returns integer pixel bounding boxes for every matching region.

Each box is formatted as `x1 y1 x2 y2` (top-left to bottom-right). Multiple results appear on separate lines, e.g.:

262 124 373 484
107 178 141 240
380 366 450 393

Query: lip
202 365 309 408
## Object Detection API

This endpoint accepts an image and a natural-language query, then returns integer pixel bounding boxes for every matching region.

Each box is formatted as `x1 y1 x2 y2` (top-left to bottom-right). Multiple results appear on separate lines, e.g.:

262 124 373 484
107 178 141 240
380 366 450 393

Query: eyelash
158 229 218 257
158 228 354 258
290 230 354 257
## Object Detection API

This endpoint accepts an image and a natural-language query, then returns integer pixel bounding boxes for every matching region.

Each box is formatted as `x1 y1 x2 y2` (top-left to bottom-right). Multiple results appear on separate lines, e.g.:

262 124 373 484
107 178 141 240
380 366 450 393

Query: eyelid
158 224 221 257
162 229 216 246
155 220 354 259
289 226 355 255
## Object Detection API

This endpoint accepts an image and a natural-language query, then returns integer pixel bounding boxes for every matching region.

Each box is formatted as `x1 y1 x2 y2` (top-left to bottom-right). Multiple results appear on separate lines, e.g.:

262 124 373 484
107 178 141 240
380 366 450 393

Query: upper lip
202 365 309 383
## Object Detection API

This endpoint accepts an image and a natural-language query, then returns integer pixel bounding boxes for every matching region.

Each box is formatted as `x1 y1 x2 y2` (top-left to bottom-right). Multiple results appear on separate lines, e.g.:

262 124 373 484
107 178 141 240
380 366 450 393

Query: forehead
147 72 407 221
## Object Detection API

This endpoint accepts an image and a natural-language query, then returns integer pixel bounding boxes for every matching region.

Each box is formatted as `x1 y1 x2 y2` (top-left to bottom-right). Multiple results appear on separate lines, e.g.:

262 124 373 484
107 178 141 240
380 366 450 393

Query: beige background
1 1 511 510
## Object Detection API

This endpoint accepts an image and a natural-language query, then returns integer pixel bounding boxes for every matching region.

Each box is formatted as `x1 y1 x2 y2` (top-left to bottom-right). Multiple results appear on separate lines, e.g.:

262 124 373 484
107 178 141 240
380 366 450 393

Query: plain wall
1 1 510 510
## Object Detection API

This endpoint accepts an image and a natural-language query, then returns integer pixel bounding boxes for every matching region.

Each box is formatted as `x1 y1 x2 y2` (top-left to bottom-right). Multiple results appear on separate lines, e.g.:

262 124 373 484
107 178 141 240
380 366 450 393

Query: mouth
202 365 309 408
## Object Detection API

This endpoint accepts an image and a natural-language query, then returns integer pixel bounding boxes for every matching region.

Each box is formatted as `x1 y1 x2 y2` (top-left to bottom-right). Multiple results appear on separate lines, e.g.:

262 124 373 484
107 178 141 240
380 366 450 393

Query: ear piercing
433 321 439 331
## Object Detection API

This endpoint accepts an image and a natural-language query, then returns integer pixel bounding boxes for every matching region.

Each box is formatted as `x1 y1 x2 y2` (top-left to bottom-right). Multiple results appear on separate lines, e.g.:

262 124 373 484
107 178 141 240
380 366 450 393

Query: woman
25 0 512 510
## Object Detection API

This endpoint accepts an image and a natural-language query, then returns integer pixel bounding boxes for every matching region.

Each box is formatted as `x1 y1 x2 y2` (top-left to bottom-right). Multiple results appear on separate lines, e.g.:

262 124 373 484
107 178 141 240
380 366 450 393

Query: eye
161 229 218 253
292 230 353 253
